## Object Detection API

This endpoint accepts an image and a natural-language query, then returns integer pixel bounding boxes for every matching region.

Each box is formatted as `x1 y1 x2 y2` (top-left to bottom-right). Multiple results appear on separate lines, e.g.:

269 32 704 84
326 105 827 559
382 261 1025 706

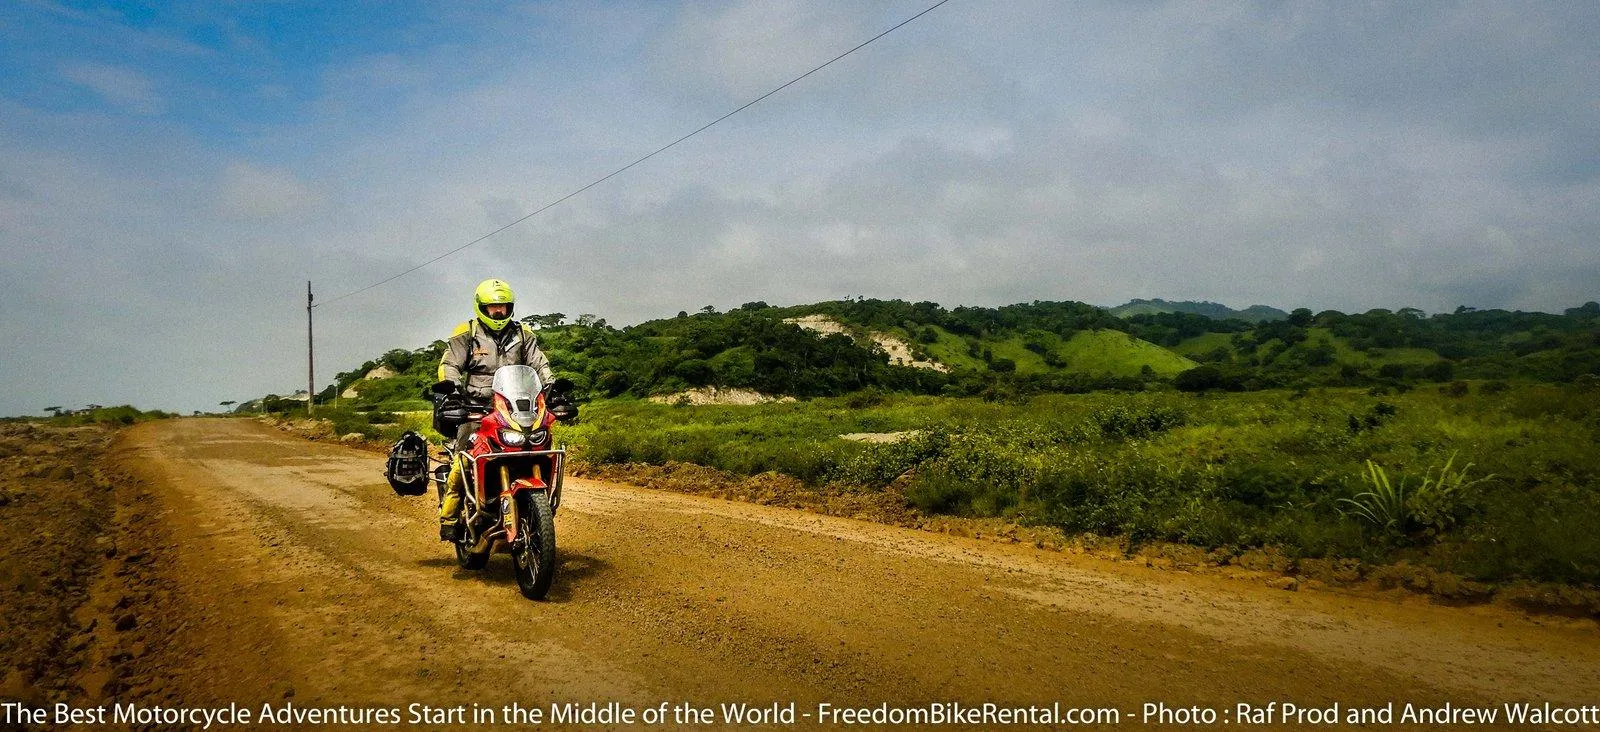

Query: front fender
503 478 549 542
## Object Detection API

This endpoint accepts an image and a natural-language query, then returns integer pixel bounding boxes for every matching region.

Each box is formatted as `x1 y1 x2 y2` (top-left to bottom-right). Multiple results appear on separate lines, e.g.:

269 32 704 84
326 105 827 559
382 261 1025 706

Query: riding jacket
437 320 555 401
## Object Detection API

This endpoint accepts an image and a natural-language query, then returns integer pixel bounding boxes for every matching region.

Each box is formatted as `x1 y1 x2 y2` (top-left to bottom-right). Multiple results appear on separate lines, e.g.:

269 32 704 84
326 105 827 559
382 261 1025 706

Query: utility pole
307 281 315 416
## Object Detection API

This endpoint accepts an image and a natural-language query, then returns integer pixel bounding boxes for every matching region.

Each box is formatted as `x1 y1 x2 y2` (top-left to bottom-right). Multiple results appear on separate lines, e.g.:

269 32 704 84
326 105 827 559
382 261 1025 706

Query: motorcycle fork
501 462 549 545
468 464 515 552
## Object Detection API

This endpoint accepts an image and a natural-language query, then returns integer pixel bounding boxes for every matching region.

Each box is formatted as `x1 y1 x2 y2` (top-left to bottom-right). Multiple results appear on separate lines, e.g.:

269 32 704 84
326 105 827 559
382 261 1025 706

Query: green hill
247 298 1599 419
1107 298 1287 323
1174 328 1442 368
1171 332 1237 360
1056 329 1198 377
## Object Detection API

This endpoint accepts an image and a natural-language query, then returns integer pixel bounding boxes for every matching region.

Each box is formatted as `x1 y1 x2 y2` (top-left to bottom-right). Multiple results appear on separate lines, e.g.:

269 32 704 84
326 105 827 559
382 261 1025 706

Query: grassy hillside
902 325 988 372
254 298 1599 424
1056 329 1198 377
1172 332 1237 359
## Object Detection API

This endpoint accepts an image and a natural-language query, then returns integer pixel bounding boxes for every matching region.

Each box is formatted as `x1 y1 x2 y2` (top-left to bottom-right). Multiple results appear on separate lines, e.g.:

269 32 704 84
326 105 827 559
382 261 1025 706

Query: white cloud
219 162 321 218
3 0 1598 417
651 0 866 101
58 61 164 115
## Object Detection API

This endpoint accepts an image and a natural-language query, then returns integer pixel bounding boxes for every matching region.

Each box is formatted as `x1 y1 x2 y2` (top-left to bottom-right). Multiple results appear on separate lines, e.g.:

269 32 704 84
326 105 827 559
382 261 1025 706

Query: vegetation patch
556 384 1600 594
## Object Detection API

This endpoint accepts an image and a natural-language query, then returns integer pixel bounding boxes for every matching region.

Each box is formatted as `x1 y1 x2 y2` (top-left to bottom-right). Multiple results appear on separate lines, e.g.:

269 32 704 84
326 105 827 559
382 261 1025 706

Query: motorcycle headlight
528 428 549 445
499 428 526 447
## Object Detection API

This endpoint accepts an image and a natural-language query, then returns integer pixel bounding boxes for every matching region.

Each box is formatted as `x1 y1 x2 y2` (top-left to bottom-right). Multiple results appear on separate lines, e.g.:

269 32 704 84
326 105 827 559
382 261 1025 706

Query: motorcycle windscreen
491 364 544 428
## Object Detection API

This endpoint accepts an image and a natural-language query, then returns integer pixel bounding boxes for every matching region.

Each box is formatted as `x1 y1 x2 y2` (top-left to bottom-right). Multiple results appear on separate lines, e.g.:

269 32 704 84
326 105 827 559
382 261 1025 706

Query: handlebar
429 380 578 423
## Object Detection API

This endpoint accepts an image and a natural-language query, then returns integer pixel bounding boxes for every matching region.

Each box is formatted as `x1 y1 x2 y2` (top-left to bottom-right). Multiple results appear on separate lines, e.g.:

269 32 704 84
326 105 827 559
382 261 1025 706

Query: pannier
385 430 430 496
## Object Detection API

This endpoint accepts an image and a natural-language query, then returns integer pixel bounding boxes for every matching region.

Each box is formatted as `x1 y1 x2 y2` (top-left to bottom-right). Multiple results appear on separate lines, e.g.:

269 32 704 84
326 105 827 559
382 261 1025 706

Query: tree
1422 360 1455 382
673 359 715 386
219 400 236 407
523 312 567 328
1303 342 1336 367
379 348 414 372
1288 308 1314 327
1565 302 1600 318
1175 366 1223 392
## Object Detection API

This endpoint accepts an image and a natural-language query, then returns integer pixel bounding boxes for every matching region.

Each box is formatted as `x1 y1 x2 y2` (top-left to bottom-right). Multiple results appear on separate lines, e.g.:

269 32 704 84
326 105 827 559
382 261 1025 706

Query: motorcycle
426 365 576 600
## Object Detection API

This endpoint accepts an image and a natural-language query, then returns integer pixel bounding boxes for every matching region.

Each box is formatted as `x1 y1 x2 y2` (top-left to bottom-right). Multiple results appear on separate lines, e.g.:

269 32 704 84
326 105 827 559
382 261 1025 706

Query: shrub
1479 380 1510 395
1090 405 1187 440
1175 366 1222 392
1405 453 1493 536
1338 454 1492 542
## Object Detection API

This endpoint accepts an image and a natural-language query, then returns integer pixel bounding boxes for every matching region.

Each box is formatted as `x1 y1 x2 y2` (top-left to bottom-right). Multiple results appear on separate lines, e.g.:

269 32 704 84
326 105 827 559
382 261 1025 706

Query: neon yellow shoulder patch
450 321 473 338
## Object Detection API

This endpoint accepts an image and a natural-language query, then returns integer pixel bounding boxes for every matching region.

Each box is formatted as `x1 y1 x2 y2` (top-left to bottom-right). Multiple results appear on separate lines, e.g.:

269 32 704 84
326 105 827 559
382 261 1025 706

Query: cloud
219 162 321 218
2 0 1599 417
651 0 867 102
58 61 164 115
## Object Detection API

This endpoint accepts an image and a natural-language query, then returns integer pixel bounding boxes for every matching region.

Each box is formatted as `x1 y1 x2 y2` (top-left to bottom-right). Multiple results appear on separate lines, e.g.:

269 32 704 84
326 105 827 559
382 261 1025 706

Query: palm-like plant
1340 453 1493 536
1339 460 1408 531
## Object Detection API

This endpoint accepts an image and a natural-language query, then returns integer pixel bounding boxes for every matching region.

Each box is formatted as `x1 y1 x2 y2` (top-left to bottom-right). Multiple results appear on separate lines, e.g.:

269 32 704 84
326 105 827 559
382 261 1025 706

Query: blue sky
1 1 1597 415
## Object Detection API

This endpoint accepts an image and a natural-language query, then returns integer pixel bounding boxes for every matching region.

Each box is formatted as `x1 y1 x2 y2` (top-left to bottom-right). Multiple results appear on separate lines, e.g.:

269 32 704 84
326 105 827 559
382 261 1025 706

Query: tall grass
557 383 1600 585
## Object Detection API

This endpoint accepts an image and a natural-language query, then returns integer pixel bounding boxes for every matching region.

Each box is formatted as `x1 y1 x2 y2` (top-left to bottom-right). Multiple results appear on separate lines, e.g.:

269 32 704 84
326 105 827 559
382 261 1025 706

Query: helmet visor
479 302 514 320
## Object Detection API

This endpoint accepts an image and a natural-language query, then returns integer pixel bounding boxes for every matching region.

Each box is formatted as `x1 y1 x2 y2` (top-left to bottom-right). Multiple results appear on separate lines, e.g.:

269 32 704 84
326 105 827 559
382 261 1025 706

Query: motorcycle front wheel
513 491 556 600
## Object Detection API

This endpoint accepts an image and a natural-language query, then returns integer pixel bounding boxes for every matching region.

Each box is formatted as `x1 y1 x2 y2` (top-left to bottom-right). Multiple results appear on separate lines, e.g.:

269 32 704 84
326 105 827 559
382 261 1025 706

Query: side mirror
549 378 576 395
431 380 458 396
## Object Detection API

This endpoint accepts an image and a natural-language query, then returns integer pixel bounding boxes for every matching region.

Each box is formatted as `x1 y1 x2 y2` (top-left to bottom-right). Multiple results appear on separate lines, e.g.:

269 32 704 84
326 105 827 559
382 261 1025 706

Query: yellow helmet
473 278 515 332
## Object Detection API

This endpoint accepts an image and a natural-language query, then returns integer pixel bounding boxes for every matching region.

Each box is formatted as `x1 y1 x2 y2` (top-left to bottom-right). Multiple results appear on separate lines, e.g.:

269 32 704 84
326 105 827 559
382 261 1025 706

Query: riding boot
439 456 466 541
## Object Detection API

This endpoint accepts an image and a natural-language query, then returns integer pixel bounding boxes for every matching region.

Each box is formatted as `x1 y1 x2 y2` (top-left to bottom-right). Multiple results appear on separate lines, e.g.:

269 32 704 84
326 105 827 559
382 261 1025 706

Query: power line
316 0 954 308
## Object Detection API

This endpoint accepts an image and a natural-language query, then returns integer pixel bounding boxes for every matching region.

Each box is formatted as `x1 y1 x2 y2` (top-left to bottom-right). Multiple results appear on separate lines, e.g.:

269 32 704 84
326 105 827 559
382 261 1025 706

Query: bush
1090 405 1186 440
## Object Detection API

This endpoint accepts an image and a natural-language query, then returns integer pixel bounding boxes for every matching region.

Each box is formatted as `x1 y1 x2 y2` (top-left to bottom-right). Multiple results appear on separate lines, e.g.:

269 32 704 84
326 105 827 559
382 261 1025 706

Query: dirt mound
340 364 396 398
839 431 917 444
647 387 795 406
784 314 948 371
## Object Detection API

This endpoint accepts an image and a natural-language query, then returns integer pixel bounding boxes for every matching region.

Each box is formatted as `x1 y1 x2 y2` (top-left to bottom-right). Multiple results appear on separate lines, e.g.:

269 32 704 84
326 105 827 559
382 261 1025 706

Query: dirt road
100 418 1597 727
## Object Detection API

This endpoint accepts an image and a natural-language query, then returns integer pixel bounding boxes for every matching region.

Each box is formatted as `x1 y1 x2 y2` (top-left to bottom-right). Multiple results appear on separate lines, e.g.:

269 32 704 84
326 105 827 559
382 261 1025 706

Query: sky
0 0 1596 416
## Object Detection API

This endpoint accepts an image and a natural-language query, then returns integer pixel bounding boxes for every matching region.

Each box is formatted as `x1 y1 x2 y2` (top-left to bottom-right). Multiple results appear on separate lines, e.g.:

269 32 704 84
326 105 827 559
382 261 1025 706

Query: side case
386 430 430 496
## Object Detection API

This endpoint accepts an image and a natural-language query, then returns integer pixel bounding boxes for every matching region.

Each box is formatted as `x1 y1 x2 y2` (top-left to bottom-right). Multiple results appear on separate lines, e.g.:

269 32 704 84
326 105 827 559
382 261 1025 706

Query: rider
436 278 555 541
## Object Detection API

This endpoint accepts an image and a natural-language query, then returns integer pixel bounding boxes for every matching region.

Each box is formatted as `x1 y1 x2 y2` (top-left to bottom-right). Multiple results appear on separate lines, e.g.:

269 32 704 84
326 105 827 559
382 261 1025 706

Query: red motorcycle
428 365 575 600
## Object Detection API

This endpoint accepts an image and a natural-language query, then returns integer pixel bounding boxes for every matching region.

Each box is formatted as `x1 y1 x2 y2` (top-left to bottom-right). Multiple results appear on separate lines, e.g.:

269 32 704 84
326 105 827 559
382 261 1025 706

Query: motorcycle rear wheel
513 491 556 600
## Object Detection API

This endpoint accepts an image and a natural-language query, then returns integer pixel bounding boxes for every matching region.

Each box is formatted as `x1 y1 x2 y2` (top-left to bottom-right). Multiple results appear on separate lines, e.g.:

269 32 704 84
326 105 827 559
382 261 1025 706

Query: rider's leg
439 422 473 540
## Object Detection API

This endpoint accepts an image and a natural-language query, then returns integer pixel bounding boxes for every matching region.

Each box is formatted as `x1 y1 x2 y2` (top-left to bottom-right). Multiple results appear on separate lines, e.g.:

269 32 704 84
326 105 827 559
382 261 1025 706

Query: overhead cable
315 0 954 308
